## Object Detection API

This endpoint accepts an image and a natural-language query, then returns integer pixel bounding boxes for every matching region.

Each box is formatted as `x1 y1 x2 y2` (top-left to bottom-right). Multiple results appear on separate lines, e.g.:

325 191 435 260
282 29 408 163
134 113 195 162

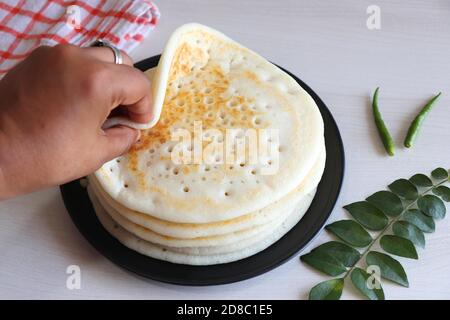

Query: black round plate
60 55 345 286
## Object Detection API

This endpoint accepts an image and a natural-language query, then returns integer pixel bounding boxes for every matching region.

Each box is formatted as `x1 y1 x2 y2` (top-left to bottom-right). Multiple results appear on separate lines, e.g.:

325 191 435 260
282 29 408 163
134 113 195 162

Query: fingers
82 46 154 124
107 65 154 124
124 93 153 123
83 46 133 66
100 125 140 160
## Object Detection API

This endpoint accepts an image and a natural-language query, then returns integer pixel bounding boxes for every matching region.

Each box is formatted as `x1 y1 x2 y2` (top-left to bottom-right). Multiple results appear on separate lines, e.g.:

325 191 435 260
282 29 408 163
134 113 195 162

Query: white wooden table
1 0 449 299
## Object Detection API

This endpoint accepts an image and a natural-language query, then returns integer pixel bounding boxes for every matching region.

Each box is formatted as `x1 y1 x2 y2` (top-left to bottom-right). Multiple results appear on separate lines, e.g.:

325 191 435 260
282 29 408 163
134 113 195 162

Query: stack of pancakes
88 24 325 265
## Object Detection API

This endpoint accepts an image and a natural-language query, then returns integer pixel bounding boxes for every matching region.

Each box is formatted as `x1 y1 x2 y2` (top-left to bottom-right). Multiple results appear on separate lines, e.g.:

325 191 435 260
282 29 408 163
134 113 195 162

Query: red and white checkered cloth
0 0 160 77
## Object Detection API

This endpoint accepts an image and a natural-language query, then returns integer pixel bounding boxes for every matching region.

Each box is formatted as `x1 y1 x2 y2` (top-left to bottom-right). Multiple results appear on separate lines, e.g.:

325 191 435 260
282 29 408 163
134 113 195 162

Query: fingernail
147 113 154 125
135 130 141 142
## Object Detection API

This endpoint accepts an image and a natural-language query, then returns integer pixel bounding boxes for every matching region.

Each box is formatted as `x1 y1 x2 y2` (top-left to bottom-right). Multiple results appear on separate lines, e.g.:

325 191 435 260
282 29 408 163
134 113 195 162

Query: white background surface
1 0 450 299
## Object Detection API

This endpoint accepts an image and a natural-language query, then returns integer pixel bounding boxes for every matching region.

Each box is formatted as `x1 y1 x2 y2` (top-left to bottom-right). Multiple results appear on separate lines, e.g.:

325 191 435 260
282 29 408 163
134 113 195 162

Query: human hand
0 44 153 199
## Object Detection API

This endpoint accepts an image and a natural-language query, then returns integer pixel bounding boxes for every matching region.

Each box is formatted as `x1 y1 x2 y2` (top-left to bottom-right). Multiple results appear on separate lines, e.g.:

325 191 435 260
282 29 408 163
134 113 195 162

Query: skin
0 44 154 199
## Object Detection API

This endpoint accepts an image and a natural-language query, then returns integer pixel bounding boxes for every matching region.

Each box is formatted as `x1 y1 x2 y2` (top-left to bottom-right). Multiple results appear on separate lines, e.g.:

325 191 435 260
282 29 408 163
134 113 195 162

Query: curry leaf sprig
300 167 450 300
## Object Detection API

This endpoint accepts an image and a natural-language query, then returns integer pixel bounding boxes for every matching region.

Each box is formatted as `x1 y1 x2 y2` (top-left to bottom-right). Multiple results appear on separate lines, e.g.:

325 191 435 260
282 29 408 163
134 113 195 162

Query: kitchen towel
0 0 160 77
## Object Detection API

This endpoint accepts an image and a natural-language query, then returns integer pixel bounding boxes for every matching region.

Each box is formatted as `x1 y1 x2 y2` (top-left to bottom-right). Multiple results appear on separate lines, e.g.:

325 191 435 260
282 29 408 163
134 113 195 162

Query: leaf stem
342 178 448 280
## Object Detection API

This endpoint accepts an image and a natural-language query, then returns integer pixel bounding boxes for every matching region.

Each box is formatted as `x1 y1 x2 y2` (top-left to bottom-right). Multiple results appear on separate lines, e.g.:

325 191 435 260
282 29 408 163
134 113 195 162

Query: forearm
0 128 16 200
0 118 37 199
0 124 59 200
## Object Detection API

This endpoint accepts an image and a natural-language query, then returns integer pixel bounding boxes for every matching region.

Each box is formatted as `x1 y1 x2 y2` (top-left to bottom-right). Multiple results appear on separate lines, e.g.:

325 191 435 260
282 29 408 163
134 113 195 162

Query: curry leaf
325 220 372 247
350 267 385 300
433 186 450 202
366 191 403 216
343 201 388 230
311 241 361 267
388 179 418 200
300 250 347 276
402 209 435 233
366 251 409 287
380 235 418 259
309 279 344 300
418 195 446 219
392 221 425 248
409 174 433 188
431 167 449 180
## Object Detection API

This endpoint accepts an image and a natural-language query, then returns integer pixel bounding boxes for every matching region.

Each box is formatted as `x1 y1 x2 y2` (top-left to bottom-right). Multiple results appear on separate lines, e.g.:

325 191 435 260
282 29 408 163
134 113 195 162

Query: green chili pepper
404 92 442 148
372 87 395 156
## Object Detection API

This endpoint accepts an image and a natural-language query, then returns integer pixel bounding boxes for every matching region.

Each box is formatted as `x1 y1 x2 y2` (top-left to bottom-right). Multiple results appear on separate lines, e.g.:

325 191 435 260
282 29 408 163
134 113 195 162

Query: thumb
101 125 140 160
